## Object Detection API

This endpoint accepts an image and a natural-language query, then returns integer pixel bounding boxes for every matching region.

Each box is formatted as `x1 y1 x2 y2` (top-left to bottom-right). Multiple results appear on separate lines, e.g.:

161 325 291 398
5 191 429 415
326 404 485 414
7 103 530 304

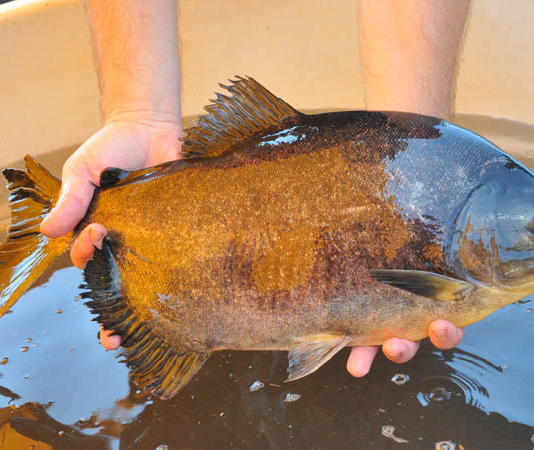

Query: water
0 114 533 449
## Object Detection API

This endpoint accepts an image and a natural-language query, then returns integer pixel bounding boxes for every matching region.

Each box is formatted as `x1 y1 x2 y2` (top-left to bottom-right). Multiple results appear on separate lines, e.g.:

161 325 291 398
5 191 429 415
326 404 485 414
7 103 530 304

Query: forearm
86 0 181 123
359 0 470 119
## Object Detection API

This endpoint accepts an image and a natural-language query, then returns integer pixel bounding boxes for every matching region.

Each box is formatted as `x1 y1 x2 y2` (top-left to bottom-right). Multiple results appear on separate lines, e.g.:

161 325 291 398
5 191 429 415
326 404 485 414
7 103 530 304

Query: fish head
452 158 534 293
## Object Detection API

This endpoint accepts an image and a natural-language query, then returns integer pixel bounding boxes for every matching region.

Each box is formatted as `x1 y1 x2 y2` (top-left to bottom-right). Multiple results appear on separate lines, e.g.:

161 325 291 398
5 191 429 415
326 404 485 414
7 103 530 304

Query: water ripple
416 347 502 410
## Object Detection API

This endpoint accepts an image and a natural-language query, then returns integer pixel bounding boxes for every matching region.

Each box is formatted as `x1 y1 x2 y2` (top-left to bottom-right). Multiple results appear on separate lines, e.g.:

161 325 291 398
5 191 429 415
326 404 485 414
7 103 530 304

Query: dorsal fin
181 76 302 159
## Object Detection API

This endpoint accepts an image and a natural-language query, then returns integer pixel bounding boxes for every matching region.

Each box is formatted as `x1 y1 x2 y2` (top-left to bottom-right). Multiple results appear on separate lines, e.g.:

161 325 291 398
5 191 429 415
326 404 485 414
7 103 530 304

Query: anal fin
286 334 351 382
82 242 209 400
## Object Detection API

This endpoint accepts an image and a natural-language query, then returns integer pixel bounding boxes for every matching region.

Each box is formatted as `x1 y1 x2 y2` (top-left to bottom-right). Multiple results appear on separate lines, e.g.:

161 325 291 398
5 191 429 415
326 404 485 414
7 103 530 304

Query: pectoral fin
286 334 351 382
370 269 474 302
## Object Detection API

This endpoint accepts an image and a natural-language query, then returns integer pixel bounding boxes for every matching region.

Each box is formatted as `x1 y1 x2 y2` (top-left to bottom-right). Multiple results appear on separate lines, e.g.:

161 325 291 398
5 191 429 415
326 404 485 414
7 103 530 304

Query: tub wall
0 0 533 166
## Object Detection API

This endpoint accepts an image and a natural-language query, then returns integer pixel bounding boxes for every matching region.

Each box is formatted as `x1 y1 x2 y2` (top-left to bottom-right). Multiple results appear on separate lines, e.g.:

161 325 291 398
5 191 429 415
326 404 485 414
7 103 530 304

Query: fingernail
435 327 448 339
89 228 105 249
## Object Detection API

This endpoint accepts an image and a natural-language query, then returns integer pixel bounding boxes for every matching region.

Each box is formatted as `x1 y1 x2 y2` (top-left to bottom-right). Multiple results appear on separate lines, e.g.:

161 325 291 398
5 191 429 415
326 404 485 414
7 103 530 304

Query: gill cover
451 163 534 287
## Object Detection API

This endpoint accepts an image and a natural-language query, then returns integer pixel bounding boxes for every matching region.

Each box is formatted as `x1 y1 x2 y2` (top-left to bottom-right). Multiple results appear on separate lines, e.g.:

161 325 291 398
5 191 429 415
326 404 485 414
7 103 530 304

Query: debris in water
283 393 301 403
381 425 409 444
249 380 265 392
391 373 409 385
1 357 7 365
57 309 62 314
20 346 29 352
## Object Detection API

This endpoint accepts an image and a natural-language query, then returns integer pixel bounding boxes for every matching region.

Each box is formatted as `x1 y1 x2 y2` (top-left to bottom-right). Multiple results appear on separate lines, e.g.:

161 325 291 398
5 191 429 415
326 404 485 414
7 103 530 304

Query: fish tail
0 155 72 317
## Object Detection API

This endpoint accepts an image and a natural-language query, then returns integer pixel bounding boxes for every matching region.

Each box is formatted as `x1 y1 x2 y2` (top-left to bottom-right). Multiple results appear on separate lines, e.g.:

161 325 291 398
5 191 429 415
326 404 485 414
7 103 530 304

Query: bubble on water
31 343 37 347
249 380 265 392
417 374 472 407
381 425 409 443
26 338 32 343
24 374 30 380
435 441 456 450
429 386 452 402
1 357 8 365
20 346 29 352
283 393 301 403
155 445 169 450
391 373 409 385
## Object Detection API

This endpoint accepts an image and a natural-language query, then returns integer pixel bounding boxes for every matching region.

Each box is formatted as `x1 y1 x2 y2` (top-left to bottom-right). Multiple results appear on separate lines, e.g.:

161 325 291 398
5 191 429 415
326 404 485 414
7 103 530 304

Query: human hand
40 114 181 350
346 320 464 377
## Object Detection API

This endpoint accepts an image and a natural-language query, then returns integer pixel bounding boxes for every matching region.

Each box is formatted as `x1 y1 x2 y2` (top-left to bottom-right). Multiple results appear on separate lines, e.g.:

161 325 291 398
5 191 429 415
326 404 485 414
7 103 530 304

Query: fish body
2 77 534 399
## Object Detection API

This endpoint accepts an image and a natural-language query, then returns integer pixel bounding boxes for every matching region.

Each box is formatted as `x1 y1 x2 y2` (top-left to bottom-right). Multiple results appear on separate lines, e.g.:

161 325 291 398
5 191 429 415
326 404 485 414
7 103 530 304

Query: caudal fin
0 156 71 317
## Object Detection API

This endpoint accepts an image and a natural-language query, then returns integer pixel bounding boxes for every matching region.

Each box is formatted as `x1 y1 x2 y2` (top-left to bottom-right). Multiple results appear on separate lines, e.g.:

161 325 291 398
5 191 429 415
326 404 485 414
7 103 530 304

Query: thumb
40 172 98 238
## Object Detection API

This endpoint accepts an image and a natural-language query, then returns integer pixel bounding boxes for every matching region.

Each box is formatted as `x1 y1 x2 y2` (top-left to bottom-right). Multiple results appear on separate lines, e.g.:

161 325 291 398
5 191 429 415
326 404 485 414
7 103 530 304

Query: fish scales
2 76 534 399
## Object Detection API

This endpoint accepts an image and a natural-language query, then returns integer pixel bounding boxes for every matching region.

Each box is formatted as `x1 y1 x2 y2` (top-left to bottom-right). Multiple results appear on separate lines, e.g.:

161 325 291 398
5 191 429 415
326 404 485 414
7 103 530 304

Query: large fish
1 77 534 399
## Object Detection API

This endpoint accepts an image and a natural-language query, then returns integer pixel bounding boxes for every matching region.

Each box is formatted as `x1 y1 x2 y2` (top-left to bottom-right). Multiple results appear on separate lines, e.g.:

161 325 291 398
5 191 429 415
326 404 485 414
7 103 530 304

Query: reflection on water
0 115 534 449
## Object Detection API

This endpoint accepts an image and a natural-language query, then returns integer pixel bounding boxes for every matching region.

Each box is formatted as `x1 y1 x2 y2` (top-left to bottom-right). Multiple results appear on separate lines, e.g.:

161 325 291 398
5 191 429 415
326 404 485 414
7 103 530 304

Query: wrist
104 106 182 131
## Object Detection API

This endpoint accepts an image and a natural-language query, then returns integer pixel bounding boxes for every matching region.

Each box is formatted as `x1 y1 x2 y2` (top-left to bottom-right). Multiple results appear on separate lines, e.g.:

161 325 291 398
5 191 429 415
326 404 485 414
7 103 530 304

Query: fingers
40 164 97 238
346 322 463 378
346 346 380 377
347 339 419 378
382 338 420 363
70 223 107 269
428 319 464 350
100 325 121 350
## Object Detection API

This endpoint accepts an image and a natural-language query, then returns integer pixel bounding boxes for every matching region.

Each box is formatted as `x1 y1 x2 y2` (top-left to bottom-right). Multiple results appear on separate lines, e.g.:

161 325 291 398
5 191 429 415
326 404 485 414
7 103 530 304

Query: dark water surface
0 115 533 449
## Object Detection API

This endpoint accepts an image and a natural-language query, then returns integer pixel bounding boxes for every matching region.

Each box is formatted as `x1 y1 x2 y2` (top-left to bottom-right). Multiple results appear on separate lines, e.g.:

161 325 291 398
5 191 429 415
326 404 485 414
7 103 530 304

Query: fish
2 76 534 400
